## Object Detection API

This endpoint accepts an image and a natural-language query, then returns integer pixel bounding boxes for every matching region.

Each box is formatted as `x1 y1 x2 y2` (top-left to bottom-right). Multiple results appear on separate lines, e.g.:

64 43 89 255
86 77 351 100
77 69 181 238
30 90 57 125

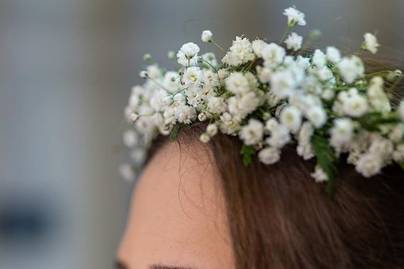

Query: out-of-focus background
0 0 403 268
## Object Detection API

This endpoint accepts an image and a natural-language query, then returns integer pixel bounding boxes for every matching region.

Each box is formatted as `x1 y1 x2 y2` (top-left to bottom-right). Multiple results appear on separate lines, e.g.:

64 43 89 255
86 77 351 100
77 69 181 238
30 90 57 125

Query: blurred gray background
0 0 403 268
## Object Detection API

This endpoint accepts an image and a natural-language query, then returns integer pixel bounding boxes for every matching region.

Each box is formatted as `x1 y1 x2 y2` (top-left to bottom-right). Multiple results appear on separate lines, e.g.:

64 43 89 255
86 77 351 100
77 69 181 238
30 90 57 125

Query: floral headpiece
121 6 404 193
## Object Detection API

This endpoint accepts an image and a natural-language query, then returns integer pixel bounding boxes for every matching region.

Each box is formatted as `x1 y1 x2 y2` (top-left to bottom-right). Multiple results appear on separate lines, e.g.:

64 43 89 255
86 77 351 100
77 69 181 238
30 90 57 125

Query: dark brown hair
150 122 404 269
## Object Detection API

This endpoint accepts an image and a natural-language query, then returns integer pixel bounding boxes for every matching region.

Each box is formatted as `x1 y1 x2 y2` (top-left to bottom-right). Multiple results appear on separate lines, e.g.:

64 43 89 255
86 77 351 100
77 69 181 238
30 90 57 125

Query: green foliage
170 124 183 140
241 145 256 166
399 162 404 171
311 132 338 196
358 112 401 132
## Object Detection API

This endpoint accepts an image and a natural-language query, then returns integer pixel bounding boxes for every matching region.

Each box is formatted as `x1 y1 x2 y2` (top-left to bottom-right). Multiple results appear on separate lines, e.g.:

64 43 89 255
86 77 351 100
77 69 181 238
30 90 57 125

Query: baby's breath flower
399 100 404 121
311 166 329 182
222 36 255 66
207 124 218 137
367 76 391 112
123 130 138 147
356 153 383 177
362 33 379 54
284 32 303 51
139 70 148 79
283 6 307 27
201 30 213 43
337 56 365 84
270 70 296 98
198 112 207 122
262 43 286 67
326 46 341 63
306 106 327 128
266 121 291 148
338 89 369 117
182 67 203 86
225 72 250 95
207 97 226 114
119 164 135 182
177 42 200 66
252 39 267 57
393 144 404 162
312 49 326 68
258 147 281 164
124 7 403 185
240 119 264 145
143 53 152 61
330 118 354 152
280 105 303 133
200 133 211 143
168 51 175 59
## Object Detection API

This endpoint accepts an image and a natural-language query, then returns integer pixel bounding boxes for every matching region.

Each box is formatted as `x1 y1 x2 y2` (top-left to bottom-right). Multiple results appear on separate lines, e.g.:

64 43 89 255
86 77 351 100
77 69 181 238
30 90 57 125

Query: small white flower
322 88 335 101
337 56 365 84
312 49 326 68
297 122 315 160
239 119 264 145
389 124 404 143
311 166 329 183
330 118 354 151
225 72 250 95
367 76 391 113
201 30 213 43
207 96 227 114
326 47 341 63
393 144 404 162
222 36 255 66
339 89 369 117
315 66 334 82
252 39 267 57
131 148 146 163
228 92 260 119
262 43 286 67
284 32 303 51
139 70 148 79
399 100 404 121
258 147 281 164
119 164 135 182
266 121 291 148
206 124 218 137
143 53 152 61
163 71 181 93
182 67 203 86
176 105 196 124
280 105 303 133
177 42 200 66
306 106 327 128
362 33 379 54
200 133 211 143
198 112 207 121
356 153 383 178
283 6 307 26
123 130 138 147
167 51 176 59
270 70 296 99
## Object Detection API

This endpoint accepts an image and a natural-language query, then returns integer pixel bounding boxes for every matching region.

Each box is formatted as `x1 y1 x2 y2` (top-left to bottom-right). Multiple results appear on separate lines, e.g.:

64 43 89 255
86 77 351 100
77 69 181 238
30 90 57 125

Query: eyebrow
150 265 196 269
115 260 196 269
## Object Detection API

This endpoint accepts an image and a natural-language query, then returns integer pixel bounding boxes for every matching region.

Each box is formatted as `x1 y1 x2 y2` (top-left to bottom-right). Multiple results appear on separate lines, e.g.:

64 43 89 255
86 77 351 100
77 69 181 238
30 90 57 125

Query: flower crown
121 6 404 193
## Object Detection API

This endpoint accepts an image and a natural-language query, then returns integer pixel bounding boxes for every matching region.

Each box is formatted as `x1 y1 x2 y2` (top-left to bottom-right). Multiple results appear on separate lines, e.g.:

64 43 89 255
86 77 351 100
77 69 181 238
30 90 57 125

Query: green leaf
399 162 404 171
241 145 256 166
170 124 182 140
358 112 401 132
311 132 338 196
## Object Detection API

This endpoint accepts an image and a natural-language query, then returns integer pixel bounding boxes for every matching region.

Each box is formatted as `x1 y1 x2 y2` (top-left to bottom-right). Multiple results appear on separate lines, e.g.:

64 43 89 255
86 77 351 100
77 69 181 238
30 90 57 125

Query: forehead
118 141 234 269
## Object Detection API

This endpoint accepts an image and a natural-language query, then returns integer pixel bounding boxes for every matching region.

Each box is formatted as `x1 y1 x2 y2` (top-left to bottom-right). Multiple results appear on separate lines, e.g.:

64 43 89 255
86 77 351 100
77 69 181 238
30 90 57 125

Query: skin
118 141 234 269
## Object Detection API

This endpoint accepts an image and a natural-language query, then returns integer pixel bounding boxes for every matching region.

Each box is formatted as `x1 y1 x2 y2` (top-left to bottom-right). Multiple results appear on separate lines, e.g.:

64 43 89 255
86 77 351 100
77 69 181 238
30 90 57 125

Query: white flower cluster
122 6 404 184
